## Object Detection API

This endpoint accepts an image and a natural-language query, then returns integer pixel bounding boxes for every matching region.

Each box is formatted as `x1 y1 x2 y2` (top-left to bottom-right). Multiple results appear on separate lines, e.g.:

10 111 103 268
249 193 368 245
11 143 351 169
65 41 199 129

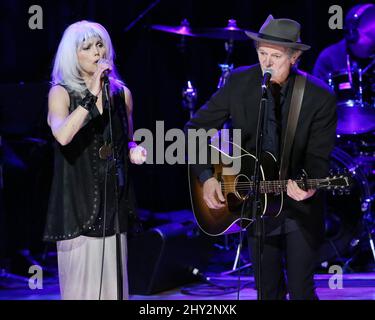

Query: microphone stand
103 77 123 300
251 84 268 300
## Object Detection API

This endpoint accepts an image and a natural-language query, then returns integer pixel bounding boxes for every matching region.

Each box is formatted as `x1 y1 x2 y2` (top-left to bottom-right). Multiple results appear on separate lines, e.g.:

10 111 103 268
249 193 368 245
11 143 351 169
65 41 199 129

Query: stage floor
1 273 375 300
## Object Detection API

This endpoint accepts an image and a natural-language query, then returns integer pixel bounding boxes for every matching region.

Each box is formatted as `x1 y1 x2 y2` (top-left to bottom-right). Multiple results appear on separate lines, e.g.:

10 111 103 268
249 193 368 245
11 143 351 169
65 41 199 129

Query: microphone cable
180 266 252 296
236 193 250 300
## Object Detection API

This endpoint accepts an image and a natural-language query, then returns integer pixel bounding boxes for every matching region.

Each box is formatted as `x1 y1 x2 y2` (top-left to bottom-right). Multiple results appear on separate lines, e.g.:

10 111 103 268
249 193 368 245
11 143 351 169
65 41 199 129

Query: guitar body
189 149 283 236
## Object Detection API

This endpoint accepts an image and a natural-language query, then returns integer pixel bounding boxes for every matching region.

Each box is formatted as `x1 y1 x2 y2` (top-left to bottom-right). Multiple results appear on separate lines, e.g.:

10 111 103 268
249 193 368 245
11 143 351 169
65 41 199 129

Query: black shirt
264 78 299 235
262 79 289 162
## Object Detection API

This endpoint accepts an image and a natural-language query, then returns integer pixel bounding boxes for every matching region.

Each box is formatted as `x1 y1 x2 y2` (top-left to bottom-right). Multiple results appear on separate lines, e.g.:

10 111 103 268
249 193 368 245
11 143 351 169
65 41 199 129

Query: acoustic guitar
188 141 352 236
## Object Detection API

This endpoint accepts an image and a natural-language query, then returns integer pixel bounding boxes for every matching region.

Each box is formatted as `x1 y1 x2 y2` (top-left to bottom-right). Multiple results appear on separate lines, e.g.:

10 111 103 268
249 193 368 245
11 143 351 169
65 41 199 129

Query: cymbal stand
182 81 198 119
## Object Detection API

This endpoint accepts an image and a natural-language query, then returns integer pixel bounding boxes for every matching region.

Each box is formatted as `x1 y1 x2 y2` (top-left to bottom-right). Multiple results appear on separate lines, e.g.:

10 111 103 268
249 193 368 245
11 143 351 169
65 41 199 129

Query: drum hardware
151 19 198 118
217 64 234 89
194 19 243 89
362 55 375 75
182 81 198 119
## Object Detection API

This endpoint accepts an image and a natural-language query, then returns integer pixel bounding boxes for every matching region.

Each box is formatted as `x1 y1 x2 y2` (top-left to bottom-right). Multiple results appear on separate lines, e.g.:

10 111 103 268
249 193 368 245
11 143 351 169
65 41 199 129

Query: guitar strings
220 181 324 192
220 180 329 186
219 179 327 185
219 182 322 187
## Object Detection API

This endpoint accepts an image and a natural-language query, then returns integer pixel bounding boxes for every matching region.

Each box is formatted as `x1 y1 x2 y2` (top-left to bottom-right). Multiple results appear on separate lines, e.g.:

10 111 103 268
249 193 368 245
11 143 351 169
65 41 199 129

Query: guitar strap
279 72 306 180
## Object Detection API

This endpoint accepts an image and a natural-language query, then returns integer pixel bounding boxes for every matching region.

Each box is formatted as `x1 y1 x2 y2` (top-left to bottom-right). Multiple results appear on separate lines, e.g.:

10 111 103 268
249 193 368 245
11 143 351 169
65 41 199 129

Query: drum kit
325 60 375 269
151 19 375 269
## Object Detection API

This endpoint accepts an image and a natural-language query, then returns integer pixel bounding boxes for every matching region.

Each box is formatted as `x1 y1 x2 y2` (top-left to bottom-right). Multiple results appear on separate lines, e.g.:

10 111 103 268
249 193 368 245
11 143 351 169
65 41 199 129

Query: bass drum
318 147 373 264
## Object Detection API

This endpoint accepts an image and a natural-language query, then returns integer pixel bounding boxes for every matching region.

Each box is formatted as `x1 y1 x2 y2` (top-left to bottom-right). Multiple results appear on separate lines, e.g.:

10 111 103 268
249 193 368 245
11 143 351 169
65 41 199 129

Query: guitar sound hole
235 174 251 200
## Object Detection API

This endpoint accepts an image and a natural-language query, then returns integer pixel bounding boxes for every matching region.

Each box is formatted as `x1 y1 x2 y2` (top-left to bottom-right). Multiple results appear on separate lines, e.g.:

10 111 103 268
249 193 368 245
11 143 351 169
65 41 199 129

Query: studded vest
44 84 136 241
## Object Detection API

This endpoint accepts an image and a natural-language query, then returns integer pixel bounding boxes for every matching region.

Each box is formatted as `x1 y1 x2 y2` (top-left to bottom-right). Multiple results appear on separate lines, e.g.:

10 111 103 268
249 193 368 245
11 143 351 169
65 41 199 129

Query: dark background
0 0 364 256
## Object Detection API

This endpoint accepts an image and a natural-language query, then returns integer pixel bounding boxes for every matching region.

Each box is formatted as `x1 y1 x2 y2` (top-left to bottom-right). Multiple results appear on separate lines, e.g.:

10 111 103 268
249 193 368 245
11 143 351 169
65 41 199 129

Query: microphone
97 58 112 83
261 68 273 90
102 69 111 84
103 69 111 76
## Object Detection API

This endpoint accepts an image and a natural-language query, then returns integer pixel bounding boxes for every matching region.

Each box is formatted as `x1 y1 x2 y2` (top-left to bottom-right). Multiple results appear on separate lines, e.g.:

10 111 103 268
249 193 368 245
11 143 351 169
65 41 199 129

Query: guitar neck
256 179 325 194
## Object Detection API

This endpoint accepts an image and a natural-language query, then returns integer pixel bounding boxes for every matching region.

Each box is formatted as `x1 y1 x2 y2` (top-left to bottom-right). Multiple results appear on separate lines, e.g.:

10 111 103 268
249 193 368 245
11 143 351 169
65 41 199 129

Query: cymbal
151 19 197 37
195 19 249 41
151 19 249 41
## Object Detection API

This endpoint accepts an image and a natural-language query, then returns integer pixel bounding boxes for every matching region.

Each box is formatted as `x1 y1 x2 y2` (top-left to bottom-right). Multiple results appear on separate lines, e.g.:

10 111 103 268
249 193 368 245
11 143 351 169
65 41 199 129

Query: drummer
313 3 375 80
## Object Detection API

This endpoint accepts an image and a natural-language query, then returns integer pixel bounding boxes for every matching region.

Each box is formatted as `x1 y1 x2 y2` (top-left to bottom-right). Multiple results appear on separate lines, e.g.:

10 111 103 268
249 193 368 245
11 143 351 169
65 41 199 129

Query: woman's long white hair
51 20 123 93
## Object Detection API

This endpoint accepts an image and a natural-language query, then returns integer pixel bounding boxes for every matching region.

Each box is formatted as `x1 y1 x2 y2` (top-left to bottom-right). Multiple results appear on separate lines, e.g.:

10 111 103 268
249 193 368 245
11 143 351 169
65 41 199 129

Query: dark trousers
248 228 319 300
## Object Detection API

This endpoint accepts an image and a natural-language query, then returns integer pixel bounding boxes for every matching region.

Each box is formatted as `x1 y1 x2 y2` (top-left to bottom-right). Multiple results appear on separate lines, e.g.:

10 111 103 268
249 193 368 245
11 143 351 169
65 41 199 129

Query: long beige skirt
56 233 129 300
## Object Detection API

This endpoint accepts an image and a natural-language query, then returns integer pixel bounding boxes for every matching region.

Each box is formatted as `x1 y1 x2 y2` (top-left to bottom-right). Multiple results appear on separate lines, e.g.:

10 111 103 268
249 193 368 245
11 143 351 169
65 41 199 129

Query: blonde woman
44 20 146 300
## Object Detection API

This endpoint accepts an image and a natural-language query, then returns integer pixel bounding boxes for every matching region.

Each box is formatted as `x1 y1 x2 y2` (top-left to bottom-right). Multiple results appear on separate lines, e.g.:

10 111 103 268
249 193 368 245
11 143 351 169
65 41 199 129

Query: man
185 15 337 300
313 3 375 80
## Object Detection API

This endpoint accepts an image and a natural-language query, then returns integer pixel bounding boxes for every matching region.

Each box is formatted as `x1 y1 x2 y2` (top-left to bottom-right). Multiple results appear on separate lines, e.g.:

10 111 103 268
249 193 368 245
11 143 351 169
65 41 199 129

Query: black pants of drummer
248 228 319 300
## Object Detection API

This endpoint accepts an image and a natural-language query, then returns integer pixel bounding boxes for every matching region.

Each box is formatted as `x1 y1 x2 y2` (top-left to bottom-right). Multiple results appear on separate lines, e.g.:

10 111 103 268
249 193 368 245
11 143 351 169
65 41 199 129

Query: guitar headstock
316 173 353 195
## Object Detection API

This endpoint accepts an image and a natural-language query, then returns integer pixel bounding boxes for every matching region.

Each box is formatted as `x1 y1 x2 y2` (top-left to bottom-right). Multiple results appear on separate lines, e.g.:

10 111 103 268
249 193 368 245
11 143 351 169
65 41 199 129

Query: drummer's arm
313 50 334 81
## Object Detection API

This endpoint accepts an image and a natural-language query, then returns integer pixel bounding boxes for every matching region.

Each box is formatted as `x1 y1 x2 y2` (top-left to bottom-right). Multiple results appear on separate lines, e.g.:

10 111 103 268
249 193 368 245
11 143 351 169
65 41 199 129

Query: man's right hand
202 177 226 209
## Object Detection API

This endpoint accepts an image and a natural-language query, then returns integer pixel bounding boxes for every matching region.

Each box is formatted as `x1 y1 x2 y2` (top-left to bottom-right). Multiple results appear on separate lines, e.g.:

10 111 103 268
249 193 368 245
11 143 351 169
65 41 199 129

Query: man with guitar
185 15 337 300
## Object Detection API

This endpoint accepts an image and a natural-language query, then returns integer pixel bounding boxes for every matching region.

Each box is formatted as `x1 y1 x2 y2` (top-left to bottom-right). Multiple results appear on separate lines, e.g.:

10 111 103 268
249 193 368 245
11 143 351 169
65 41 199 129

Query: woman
44 20 146 300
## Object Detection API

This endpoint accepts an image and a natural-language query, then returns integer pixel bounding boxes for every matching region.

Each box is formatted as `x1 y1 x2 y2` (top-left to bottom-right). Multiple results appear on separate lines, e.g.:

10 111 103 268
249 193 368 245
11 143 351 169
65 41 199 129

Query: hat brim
245 31 311 51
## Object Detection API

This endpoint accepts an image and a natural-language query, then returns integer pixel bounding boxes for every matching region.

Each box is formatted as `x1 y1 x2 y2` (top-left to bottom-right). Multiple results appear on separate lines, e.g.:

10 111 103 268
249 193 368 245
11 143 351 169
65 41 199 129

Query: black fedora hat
245 15 311 51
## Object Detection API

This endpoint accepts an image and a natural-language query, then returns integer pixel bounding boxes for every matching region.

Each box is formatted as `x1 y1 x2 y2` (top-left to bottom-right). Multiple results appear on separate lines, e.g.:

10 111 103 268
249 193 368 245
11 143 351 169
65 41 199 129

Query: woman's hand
86 59 112 96
129 144 147 164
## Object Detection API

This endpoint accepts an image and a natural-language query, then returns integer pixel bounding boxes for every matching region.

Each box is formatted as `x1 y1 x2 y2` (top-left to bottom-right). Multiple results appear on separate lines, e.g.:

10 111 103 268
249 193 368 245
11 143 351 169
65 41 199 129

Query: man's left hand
286 179 316 201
